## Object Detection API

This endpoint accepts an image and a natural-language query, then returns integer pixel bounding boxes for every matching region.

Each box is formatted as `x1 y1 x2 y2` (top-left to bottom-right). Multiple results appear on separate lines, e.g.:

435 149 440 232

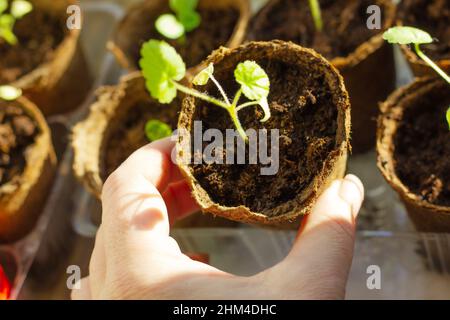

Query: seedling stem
308 0 323 32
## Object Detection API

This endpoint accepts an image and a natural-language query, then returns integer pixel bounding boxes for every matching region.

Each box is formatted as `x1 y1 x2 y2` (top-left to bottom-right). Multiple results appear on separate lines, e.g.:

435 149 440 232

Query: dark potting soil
190 58 338 215
399 0 450 62
132 7 239 68
102 101 180 179
248 0 387 59
0 3 66 84
393 89 450 207
0 103 39 186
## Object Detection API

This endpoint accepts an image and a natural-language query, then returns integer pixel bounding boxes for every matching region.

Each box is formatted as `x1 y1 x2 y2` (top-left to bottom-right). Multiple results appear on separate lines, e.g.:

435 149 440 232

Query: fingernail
338 175 364 218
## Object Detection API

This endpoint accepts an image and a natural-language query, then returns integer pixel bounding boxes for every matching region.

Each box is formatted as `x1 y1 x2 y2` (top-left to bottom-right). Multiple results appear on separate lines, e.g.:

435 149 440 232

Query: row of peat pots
0 0 450 250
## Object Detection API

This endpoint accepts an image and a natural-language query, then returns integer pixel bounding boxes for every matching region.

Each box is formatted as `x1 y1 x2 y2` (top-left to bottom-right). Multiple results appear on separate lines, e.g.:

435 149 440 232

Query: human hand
72 138 364 300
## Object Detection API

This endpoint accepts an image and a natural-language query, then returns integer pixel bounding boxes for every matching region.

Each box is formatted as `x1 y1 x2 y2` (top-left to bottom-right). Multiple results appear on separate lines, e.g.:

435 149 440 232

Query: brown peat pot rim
107 0 250 77
177 40 351 225
377 77 450 222
0 96 56 243
72 73 138 199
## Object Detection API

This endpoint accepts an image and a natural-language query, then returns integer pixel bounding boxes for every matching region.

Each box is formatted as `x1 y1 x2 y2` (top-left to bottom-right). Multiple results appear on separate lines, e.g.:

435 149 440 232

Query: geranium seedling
145 119 173 142
308 0 323 32
139 39 271 141
0 85 22 100
155 0 201 40
383 26 450 130
0 0 33 45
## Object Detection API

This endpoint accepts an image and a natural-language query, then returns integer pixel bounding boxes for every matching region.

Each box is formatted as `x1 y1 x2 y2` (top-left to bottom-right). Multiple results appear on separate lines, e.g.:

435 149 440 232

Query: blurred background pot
377 77 450 232
247 0 396 153
108 0 250 76
0 96 56 243
0 0 92 117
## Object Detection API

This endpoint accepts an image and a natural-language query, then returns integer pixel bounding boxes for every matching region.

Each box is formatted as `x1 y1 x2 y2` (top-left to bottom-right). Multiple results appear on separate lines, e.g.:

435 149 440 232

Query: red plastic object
186 253 210 264
0 265 11 300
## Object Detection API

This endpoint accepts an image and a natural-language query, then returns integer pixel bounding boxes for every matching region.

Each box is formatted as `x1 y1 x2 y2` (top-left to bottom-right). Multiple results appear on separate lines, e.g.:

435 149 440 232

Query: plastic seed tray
1 0 449 300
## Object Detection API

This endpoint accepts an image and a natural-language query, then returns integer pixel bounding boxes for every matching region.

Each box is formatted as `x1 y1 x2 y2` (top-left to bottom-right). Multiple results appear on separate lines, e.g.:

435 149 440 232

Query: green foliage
234 60 271 122
0 85 22 100
145 119 173 142
383 26 450 129
155 0 201 40
308 0 323 32
192 63 213 86
155 14 185 40
139 39 272 141
446 107 450 131
139 40 186 104
0 0 33 45
383 26 433 45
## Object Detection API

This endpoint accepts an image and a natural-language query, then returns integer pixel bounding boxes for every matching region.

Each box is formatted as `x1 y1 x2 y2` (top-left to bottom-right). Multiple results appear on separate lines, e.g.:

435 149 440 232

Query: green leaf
0 14 17 45
169 0 200 32
235 61 270 101
178 10 200 32
0 0 8 15
235 61 271 122
193 63 214 86
446 106 450 131
155 13 185 40
11 0 33 19
383 26 433 45
170 0 198 14
145 119 173 142
0 85 22 100
139 40 186 104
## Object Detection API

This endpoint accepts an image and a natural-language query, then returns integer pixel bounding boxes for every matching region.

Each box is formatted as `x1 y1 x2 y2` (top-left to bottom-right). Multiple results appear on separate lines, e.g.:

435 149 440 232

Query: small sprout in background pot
308 0 323 32
155 0 201 41
139 39 271 141
383 26 450 130
446 107 450 131
0 85 22 100
0 0 33 45
145 119 173 142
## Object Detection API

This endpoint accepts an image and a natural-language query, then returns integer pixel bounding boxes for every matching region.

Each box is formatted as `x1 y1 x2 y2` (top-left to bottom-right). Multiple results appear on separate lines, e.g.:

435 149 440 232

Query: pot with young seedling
0 85 56 243
139 39 350 225
396 0 449 77
378 26 450 232
247 0 396 153
108 0 250 76
0 0 92 116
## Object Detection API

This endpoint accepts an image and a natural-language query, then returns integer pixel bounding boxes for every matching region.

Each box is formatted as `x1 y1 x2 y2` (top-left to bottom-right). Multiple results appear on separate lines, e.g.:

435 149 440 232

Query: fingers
162 180 199 226
71 277 91 300
279 174 364 298
100 138 197 268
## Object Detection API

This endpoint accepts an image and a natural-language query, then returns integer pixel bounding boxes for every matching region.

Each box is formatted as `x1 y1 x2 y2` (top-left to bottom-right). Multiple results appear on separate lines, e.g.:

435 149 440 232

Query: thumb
279 174 364 298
